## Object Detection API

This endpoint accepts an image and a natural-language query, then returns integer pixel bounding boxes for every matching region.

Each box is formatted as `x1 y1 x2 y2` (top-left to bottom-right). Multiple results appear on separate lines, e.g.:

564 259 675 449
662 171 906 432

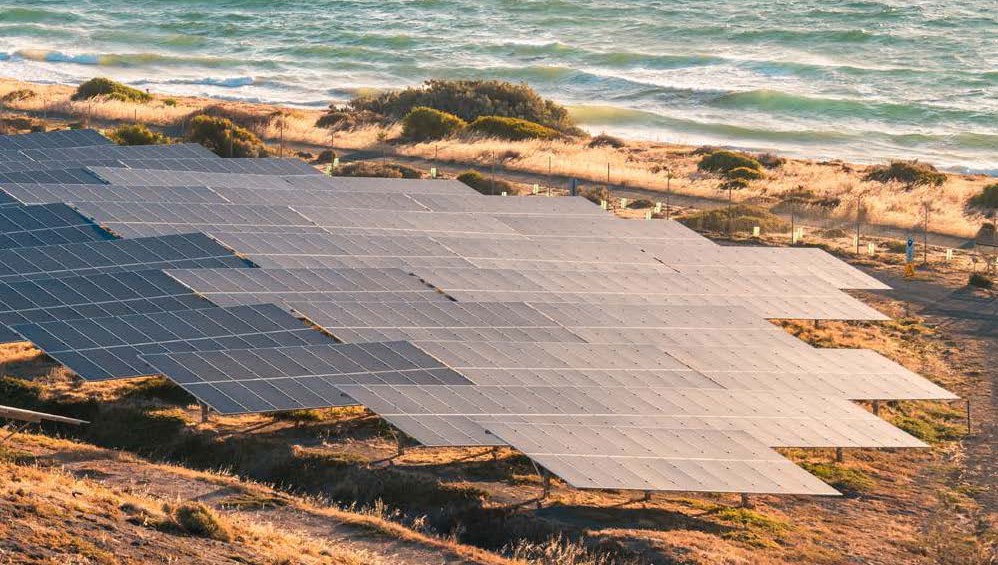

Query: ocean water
0 0 995 173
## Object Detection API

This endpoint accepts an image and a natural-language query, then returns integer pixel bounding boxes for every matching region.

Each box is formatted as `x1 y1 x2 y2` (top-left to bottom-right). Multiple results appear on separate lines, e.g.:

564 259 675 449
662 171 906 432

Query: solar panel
412 268 889 320
496 215 711 242
13 303 334 381
12 142 215 161
337 384 926 449
140 341 472 414
88 166 318 187
294 207 521 236
480 422 839 495
408 194 604 215
291 300 584 343
212 187 430 209
93 158 320 175
204 232 461 262
0 204 112 249
286 176 477 194
0 129 110 151
649 245 891 290
0 232 253 283
70 202 320 237
0 184 228 206
0 269 214 343
0 168 105 184
166 268 446 306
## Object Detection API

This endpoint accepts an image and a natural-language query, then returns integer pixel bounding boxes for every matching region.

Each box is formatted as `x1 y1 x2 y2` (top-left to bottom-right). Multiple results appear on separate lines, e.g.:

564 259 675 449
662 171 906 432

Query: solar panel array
0 129 952 497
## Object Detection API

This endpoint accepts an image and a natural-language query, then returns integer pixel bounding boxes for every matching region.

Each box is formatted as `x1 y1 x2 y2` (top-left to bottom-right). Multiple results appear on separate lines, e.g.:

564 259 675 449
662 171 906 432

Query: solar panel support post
965 399 971 435
835 447 844 463
872 400 881 416
1 421 30 445
199 402 210 424
740 493 752 509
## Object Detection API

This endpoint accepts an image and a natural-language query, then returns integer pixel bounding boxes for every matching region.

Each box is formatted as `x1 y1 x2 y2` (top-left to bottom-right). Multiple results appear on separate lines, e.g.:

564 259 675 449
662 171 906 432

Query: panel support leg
491 446 499 462
740 493 752 508
872 400 880 416
966 399 972 435
835 447 844 463
199 403 210 424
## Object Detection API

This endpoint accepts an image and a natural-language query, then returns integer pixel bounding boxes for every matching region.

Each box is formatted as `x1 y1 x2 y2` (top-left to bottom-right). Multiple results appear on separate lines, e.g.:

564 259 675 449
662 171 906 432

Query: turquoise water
1 0 995 173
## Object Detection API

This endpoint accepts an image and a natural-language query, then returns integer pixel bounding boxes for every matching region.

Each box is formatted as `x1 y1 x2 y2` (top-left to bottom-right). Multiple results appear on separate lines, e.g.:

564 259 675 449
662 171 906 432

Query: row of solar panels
0 129 951 496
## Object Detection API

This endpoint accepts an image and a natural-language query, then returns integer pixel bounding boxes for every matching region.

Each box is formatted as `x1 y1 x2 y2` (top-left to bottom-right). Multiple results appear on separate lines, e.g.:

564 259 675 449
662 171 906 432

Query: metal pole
855 196 862 254
966 399 971 435
872 400 880 416
666 171 672 220
790 200 795 245
200 402 210 423
279 117 285 158
923 204 929 264
740 493 751 508
835 447 844 463
606 162 610 184
490 152 496 195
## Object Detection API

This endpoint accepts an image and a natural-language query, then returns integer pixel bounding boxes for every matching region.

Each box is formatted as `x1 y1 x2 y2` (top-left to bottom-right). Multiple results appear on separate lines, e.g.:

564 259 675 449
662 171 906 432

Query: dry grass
1 77 990 238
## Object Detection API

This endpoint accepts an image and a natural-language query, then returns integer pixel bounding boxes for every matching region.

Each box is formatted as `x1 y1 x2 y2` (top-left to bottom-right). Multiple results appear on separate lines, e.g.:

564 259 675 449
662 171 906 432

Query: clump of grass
697 150 763 176
587 133 625 148
755 152 786 169
106 124 169 146
466 116 560 141
726 166 764 181
580 185 609 206
72 77 151 103
334 160 423 179
168 502 234 542
162 97 177 107
401 106 466 142
457 170 515 195
505 534 640 565
713 507 790 548
864 160 946 188
968 183 998 210
892 414 965 443
799 462 874 494
1 88 35 103
186 114 267 158
680 204 788 233
968 272 993 289
271 409 327 423
625 198 655 209
121 377 192 405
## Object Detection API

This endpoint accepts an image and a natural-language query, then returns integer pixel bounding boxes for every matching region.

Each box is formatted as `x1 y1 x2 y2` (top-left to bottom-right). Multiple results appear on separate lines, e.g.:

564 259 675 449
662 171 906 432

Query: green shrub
334 161 423 179
626 198 655 209
465 116 559 141
799 462 874 494
726 166 764 181
893 414 964 443
171 502 233 541
969 183 998 209
162 97 177 107
185 114 267 158
864 160 946 188
0 89 35 104
71 77 151 103
315 149 336 164
347 79 576 132
969 273 993 289
680 204 788 234
457 170 515 195
106 124 169 146
588 133 625 148
697 150 763 175
401 106 466 141
580 186 609 206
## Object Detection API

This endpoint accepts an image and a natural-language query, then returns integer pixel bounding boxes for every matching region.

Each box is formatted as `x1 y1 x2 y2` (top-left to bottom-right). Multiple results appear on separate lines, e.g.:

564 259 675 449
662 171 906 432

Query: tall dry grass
0 77 989 237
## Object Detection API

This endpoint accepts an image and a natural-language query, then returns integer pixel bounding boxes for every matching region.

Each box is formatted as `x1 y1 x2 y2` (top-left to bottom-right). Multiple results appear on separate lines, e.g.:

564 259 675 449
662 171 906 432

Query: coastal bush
71 77 151 103
588 133 625 148
457 170 515 195
969 273 993 289
756 152 786 169
968 183 998 209
314 149 336 164
680 204 787 233
106 124 169 146
581 186 609 206
626 198 655 209
186 115 267 158
315 108 383 130
0 89 35 104
465 116 560 141
401 106 466 141
726 166 764 181
199 104 270 132
334 161 423 179
347 79 578 132
864 160 946 188
697 150 763 176
799 462 874 494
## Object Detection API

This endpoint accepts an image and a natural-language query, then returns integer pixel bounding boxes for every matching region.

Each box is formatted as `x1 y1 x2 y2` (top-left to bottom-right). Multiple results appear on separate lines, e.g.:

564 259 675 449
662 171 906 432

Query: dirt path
17 438 492 565
866 271 996 514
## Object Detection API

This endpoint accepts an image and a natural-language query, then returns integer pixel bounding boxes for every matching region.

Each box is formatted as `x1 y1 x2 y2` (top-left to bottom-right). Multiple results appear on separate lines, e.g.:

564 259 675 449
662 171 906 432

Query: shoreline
0 76 992 240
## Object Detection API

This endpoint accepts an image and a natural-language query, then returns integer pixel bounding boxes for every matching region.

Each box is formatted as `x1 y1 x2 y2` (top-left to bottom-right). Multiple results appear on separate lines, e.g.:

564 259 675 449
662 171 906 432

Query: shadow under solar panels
13 303 334 381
